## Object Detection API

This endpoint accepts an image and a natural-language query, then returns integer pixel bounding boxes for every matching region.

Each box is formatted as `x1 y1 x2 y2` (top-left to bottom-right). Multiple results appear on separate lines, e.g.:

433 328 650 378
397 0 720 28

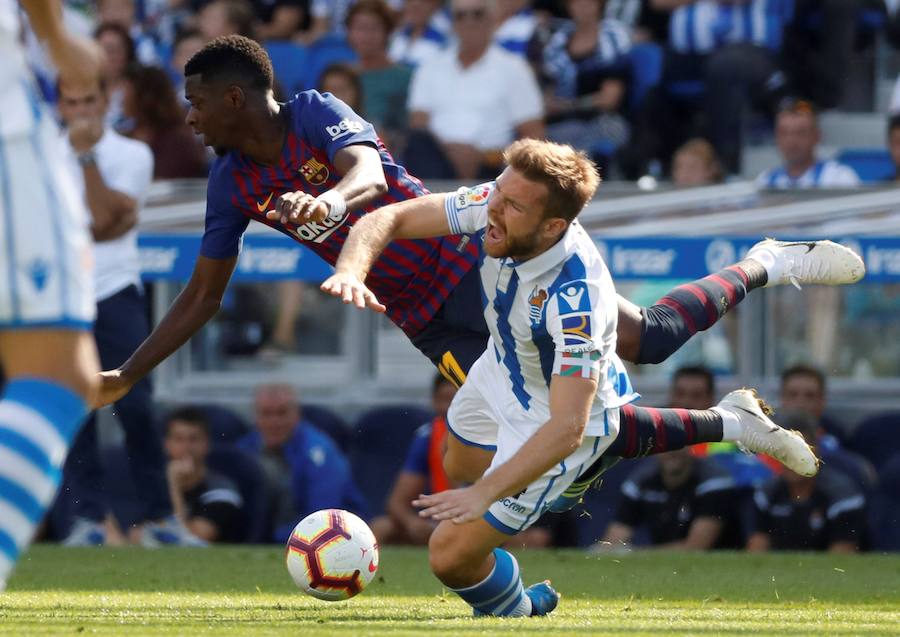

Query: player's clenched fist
266 191 328 224
321 272 386 312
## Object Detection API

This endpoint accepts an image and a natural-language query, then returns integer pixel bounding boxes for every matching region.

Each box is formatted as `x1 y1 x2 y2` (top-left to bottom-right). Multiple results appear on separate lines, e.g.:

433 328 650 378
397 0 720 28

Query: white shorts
0 114 95 330
448 355 619 534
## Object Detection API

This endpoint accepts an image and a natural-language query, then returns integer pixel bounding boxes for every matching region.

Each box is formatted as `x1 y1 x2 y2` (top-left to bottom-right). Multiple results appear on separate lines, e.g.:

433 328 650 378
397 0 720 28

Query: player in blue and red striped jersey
93 36 863 492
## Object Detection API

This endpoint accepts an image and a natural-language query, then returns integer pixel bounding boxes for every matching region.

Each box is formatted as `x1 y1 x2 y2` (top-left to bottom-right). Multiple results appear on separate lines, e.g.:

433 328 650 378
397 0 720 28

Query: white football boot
747 239 865 289
716 389 819 477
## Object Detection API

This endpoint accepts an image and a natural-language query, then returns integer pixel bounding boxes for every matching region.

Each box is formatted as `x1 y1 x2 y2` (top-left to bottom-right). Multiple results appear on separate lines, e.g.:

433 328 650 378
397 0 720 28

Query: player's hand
267 192 328 225
413 485 494 525
166 457 195 490
68 117 104 154
320 272 386 312
93 369 133 409
50 34 102 93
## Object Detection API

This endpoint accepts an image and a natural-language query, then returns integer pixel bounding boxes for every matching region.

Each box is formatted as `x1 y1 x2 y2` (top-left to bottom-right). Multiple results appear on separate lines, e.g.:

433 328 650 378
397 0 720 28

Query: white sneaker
140 516 208 548
747 239 865 289
717 389 820 477
62 517 106 547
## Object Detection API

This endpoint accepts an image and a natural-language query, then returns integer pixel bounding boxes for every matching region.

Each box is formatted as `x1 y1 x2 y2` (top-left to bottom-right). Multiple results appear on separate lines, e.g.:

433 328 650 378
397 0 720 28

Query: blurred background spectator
55 74 191 548
671 137 723 187
757 100 861 189
404 0 544 179
196 0 257 40
122 65 209 179
389 0 451 67
94 22 137 130
748 410 868 553
238 384 367 543
888 114 900 181
535 0 632 173
346 0 413 151
595 446 743 551
164 408 245 543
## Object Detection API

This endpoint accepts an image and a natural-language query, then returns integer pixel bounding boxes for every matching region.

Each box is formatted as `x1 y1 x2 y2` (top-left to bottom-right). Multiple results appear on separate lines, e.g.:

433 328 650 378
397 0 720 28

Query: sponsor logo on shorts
325 118 364 140
499 497 527 515
300 158 330 185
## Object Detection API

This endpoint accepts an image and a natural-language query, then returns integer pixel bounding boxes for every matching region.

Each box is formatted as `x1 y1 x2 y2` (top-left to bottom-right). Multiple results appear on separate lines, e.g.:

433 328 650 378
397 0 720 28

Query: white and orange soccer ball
285 509 379 601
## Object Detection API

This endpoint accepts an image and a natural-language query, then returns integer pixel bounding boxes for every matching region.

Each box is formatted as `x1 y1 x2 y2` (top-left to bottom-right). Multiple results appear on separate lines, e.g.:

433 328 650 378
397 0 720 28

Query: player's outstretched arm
94 255 237 407
413 374 597 524
321 192 451 310
22 0 101 91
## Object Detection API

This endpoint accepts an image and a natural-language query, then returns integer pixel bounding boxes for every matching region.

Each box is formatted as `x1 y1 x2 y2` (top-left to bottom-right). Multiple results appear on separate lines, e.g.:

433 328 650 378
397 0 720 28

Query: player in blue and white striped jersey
0 0 102 590
322 139 822 618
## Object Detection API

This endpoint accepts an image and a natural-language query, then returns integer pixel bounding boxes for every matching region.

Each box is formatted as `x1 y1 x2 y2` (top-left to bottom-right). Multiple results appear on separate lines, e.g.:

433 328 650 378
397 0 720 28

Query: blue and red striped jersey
200 90 480 336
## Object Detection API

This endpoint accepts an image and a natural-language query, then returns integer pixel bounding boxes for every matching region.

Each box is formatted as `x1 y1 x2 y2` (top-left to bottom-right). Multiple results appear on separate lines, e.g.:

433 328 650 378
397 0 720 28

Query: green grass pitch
1 546 898 636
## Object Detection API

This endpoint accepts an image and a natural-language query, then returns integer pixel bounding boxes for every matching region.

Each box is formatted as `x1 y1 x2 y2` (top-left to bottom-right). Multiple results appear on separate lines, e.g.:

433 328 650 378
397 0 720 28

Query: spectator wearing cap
405 0 544 179
757 100 860 189
748 410 868 553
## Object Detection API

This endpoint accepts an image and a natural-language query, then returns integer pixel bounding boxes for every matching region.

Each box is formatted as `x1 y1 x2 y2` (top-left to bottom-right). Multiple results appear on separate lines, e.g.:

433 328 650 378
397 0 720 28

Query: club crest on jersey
528 287 548 324
455 184 491 209
300 158 330 185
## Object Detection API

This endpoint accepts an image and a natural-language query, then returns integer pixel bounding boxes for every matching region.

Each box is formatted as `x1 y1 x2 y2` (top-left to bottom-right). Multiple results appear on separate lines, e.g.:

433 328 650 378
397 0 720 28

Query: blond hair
502 139 600 222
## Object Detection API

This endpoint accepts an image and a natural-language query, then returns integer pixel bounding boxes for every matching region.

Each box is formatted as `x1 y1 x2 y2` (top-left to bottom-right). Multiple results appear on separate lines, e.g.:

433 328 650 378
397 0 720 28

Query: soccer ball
285 509 379 601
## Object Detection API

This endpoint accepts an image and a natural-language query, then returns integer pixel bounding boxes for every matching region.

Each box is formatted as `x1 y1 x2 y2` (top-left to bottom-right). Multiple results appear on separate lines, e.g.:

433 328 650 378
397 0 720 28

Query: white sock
747 248 779 286
510 593 533 617
712 406 742 441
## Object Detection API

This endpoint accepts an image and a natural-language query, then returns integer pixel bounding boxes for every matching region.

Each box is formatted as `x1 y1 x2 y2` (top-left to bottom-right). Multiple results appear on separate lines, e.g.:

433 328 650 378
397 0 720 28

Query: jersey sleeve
401 424 431 476
199 194 250 259
825 491 867 547
692 475 738 520
444 182 493 235
299 90 379 164
545 278 610 381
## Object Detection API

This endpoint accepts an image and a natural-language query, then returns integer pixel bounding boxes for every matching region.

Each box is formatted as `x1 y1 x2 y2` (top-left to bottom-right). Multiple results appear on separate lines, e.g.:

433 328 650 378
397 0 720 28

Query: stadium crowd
13 0 900 552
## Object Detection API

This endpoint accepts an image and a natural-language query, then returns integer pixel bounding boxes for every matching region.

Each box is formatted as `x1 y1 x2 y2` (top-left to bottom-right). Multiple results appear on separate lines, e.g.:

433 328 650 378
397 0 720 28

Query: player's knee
427 524 470 583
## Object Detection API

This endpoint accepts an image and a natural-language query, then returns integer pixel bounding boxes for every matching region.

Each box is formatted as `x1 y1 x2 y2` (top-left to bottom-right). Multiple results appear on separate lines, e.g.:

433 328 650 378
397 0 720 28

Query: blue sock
450 548 533 617
0 379 88 588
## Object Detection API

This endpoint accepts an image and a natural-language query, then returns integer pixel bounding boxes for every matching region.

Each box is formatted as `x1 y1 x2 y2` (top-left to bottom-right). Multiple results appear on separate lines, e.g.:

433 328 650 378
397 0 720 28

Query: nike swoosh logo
256 192 274 212
780 241 817 254
367 559 377 573
732 405 776 430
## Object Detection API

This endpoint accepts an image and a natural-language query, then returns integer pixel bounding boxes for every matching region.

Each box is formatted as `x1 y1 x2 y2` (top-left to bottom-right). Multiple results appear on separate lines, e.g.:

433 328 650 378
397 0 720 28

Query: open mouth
486 220 505 246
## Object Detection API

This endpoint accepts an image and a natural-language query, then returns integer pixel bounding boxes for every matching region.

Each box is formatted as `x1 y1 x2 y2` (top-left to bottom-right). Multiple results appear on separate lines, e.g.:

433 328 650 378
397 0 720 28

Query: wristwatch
77 150 97 167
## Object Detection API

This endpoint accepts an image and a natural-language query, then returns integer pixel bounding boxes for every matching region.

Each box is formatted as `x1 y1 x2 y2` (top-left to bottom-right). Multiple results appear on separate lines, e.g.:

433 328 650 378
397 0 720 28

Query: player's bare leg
443 436 494 484
0 330 99 589
429 518 558 617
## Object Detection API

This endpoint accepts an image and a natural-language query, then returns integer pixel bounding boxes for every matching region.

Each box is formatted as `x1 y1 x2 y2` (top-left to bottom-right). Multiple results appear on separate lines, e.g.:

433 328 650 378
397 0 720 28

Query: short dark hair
124 64 183 130
346 0 396 34
94 21 136 66
433 372 456 394
184 35 274 91
165 406 210 437
781 364 826 393
888 113 900 137
672 365 715 395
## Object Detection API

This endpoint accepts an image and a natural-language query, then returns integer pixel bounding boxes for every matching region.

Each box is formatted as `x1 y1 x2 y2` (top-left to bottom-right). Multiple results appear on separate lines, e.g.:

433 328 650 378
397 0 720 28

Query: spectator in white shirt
56 76 201 548
757 100 860 189
404 0 544 179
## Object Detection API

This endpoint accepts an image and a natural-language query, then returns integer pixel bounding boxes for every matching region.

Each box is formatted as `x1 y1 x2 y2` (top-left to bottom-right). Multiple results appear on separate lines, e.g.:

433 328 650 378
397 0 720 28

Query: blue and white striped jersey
756 159 860 189
669 0 793 55
444 183 638 437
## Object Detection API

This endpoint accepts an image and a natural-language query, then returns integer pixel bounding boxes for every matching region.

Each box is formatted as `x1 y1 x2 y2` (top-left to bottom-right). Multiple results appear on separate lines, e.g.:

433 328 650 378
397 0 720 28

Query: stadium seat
302 404 352 454
348 404 433 516
305 35 358 90
264 40 310 97
207 446 268 543
869 453 900 552
629 42 663 112
847 412 900 470
197 404 251 445
834 149 895 183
